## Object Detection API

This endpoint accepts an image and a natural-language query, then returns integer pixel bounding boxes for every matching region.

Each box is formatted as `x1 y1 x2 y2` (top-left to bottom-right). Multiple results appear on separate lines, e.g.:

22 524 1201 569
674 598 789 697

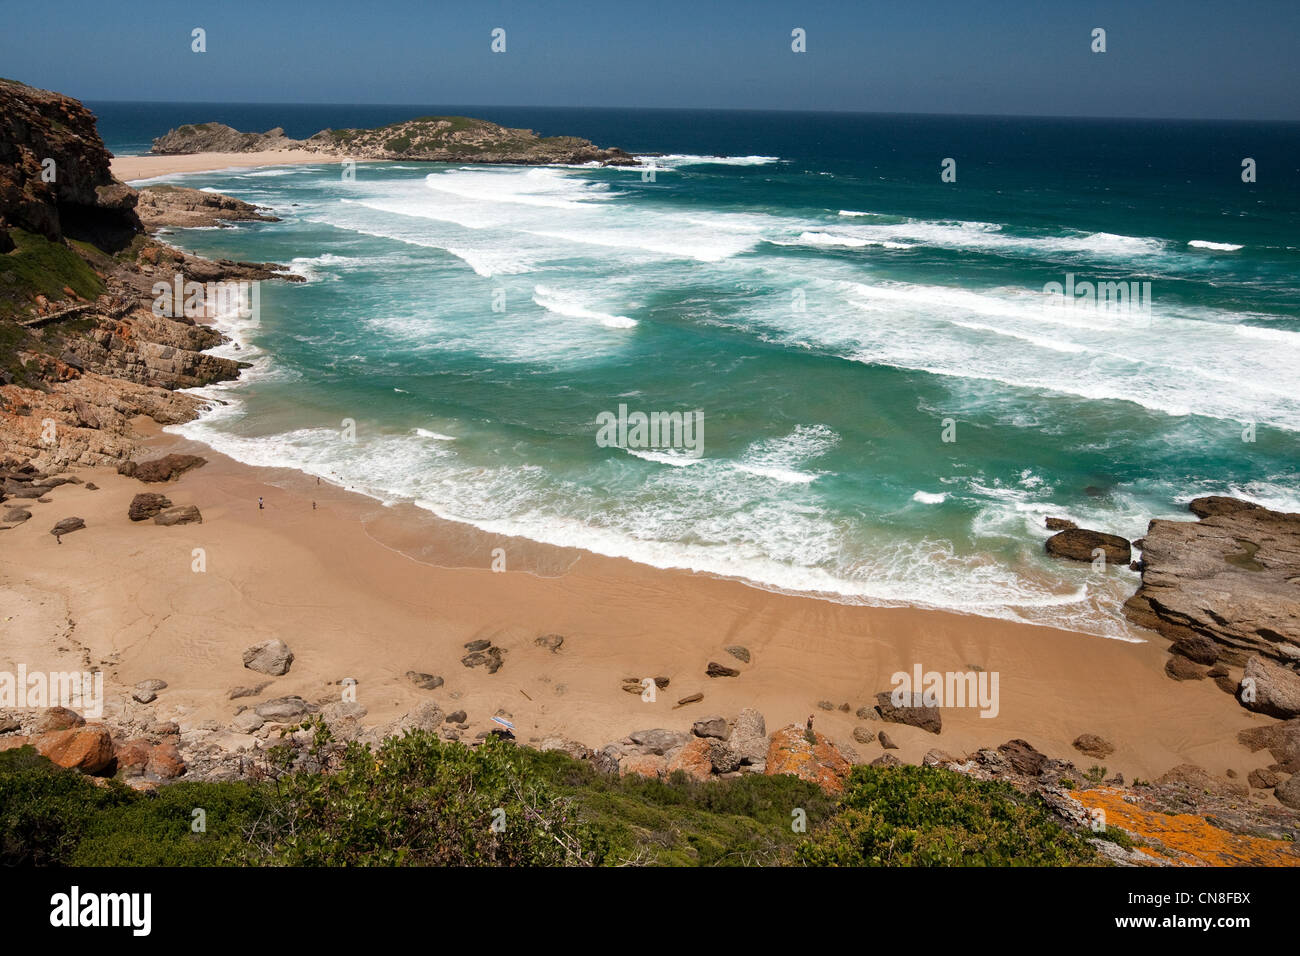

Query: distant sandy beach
112 150 350 181
0 421 1278 785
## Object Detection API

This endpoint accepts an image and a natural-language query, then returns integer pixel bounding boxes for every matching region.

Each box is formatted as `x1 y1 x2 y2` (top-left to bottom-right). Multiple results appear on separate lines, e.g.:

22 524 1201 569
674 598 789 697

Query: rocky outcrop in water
1123 497 1300 665
151 116 639 166
134 185 280 229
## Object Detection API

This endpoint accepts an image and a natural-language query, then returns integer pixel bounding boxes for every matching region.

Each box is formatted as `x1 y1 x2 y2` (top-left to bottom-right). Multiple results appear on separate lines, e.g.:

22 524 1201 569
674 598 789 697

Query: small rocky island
150 116 639 166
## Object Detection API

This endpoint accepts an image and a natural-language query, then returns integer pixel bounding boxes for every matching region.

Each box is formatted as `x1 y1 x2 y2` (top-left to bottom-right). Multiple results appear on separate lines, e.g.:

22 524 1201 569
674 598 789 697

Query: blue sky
3 0 1298 119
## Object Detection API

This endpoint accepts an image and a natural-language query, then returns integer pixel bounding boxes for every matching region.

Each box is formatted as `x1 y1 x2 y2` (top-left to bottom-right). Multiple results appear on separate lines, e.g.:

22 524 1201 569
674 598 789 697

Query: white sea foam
532 285 637 328
1188 239 1244 251
912 491 948 504
648 154 780 167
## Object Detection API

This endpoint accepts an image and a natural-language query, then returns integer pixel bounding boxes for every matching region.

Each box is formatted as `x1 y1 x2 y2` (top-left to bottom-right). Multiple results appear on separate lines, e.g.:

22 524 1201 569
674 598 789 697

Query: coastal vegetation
0 726 1103 867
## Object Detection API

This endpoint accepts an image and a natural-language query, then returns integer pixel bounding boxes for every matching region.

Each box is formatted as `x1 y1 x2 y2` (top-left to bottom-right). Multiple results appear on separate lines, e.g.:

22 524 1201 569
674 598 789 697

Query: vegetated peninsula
150 116 639 166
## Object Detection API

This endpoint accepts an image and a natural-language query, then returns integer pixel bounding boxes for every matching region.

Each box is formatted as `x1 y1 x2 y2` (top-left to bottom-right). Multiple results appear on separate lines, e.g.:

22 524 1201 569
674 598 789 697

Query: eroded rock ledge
1124 496 1300 665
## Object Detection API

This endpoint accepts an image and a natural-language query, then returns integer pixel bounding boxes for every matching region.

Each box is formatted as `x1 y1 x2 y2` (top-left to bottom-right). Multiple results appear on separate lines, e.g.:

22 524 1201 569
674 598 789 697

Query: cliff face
0 80 298 468
152 116 639 166
0 79 140 251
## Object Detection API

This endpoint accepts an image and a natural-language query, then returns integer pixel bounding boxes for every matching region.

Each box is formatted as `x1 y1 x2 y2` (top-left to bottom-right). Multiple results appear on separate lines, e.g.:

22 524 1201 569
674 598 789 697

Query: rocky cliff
0 78 140 252
0 80 299 468
152 115 639 166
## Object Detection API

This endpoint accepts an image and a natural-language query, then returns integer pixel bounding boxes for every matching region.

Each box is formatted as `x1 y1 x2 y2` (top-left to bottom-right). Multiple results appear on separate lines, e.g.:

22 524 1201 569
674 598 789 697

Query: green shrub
796 764 1101 866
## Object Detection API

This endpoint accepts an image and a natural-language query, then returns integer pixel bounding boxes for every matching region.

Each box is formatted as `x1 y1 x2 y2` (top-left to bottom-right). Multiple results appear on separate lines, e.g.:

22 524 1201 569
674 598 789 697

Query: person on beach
258 496 264 510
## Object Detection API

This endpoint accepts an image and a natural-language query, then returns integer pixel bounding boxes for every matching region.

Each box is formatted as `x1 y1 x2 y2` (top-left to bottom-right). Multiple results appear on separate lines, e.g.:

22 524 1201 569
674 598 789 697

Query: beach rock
922 749 959 768
1248 768 1279 790
1238 656 1300 718
154 504 202 526
619 753 667 779
538 737 591 761
874 691 942 734
1045 516 1077 531
33 707 85 734
1165 655 1207 681
128 492 171 521
396 701 444 733
230 711 264 734
997 739 1048 776
665 737 713 781
2 508 30 523
321 700 367 722
464 639 492 652
1171 634 1220 665
0 716 20 734
228 682 270 700
765 725 852 793
724 645 751 663
855 706 877 721
727 708 768 765
84 483 97 491
35 725 114 774
147 720 179 736
126 454 207 483
1237 719 1300 773
254 696 311 722
707 739 742 774
242 639 294 676
406 671 443 690
706 661 740 678
878 731 898 750
1272 774 1300 810
692 716 728 739
817 700 834 711
1045 528 1131 564
445 710 467 724
1156 763 1248 800
1123 498 1300 664
113 738 151 777
871 753 902 768
626 728 689 756
146 741 185 779
675 693 704 707
461 646 504 674
49 516 85 537
852 726 874 744
1072 734 1115 759
131 679 167 703
534 633 563 652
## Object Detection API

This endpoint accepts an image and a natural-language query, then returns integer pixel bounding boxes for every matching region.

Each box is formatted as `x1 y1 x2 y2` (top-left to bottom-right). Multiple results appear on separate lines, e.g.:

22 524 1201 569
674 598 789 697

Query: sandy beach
0 419 1278 785
111 150 349 181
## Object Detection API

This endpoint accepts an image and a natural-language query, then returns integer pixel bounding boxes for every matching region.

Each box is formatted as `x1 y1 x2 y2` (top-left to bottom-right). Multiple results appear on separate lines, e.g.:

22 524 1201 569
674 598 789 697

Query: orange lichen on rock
765 725 851 793
1074 788 1300 867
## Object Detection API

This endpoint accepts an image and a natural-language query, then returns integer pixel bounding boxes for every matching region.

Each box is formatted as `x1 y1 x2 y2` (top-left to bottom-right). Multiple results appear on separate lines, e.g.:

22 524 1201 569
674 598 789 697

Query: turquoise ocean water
94 105 1300 637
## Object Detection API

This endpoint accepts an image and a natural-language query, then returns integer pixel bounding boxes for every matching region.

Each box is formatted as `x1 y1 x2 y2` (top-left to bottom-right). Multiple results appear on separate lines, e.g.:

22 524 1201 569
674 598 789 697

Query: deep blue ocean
90 102 1300 636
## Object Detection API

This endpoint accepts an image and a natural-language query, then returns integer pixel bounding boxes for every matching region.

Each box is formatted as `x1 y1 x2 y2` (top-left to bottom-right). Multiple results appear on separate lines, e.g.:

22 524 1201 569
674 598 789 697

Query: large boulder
625 728 689 756
242 639 294 676
122 454 207 483
874 691 942 734
128 493 171 521
1274 774 1300 810
254 696 312 722
764 725 852 793
726 707 767 766
1238 656 1300 719
35 725 114 773
1045 528 1132 564
665 737 713 781
154 505 202 526
1123 498 1300 664
691 716 728 739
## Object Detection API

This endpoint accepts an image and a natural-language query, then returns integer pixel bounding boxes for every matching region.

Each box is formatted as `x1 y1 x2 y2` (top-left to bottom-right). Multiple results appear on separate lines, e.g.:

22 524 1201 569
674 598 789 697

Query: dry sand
0 422 1278 783
111 150 351 181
